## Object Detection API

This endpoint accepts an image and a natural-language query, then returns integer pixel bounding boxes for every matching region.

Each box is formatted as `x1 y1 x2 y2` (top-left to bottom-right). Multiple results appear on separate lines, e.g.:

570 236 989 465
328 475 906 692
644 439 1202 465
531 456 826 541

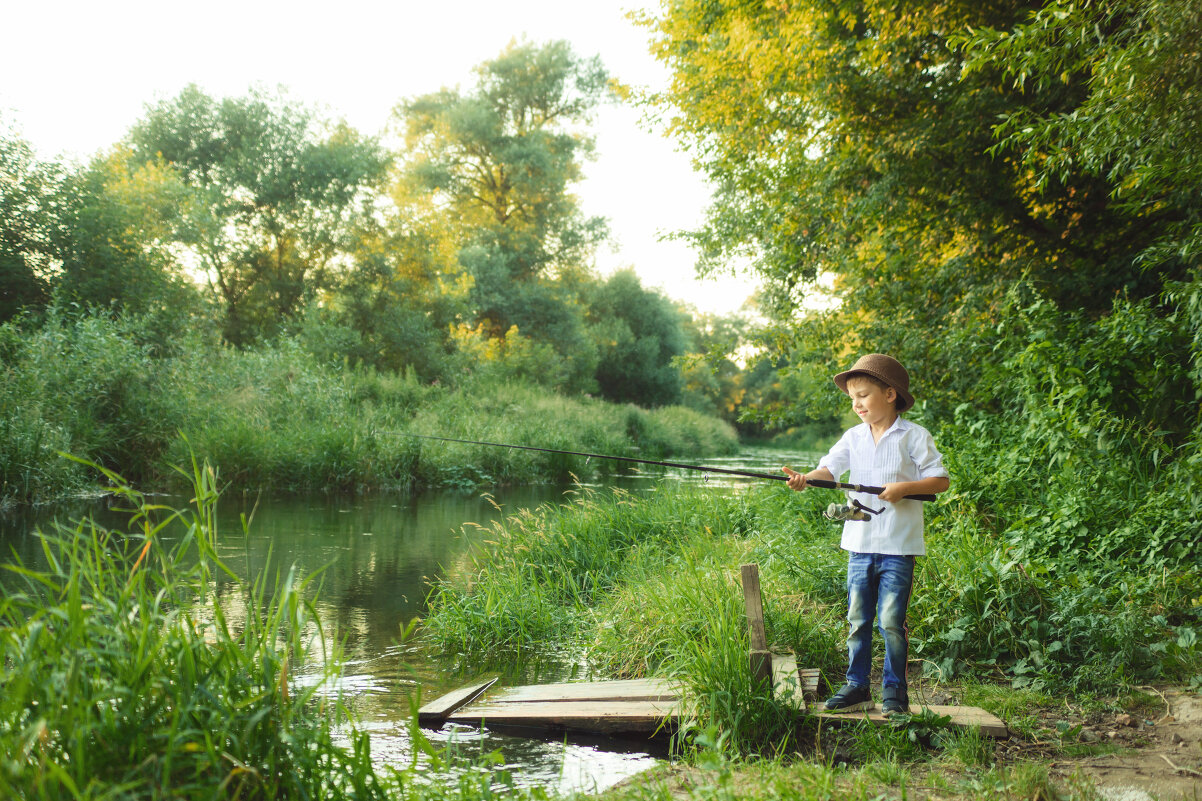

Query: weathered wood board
440 678 683 735
448 699 682 735
490 678 679 703
816 704 1009 738
417 677 498 724
771 655 819 711
423 677 1008 738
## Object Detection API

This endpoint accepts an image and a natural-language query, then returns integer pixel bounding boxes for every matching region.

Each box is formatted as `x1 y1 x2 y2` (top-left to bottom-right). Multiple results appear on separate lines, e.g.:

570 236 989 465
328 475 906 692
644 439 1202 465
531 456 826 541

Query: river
0 447 818 793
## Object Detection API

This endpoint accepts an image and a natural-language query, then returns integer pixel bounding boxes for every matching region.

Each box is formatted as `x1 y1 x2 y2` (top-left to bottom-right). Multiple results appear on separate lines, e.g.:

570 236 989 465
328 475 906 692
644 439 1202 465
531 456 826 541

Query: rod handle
803 477 937 502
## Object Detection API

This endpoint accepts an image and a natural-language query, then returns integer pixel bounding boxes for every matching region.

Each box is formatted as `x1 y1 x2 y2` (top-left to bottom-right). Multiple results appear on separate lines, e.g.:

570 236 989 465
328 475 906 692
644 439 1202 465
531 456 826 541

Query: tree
54 148 201 326
677 309 748 421
314 185 472 381
0 128 62 321
585 269 688 407
128 86 389 344
637 0 1184 408
962 0 1202 271
396 40 612 391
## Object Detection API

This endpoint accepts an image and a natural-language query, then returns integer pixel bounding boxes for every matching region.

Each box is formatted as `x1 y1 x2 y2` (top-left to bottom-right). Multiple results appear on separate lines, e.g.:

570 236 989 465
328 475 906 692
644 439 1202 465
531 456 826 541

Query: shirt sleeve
908 426 948 479
818 430 852 480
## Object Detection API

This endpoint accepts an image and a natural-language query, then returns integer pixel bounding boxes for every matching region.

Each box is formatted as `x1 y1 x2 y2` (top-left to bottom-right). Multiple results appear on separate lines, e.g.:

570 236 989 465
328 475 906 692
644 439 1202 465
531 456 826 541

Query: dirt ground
1040 688 1202 801
901 685 1202 800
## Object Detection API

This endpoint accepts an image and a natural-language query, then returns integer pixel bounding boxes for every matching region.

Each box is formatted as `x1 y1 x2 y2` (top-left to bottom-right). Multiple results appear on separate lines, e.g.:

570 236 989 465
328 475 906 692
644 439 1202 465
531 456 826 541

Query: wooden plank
750 649 773 687
740 564 769 651
815 704 1009 738
448 699 682 735
770 655 807 711
799 668 821 700
770 656 820 696
741 563 772 686
493 678 679 704
417 678 498 724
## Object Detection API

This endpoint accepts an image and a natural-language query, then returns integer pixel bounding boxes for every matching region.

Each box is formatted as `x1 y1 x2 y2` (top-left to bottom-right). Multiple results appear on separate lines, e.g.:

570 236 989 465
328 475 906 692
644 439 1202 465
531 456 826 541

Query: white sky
0 0 760 316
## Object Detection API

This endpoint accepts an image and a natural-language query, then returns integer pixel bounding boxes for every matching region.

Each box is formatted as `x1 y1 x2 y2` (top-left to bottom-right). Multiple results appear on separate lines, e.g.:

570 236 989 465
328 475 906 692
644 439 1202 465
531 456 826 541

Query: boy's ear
885 386 898 406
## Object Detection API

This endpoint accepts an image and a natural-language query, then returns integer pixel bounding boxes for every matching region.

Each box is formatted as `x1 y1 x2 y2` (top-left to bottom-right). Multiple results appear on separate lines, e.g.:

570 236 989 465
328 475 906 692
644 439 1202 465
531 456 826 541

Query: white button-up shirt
817 417 947 556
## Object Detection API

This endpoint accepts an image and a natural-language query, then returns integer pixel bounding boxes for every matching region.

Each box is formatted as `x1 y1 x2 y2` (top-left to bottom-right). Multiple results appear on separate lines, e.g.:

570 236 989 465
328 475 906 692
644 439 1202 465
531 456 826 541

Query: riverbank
423 482 1200 713
0 311 737 506
3 460 1198 799
600 685 1202 800
420 475 1202 799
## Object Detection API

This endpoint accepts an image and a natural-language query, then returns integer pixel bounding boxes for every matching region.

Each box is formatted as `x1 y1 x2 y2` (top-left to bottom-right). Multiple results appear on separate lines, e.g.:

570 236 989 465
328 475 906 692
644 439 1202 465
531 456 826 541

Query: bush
0 308 738 502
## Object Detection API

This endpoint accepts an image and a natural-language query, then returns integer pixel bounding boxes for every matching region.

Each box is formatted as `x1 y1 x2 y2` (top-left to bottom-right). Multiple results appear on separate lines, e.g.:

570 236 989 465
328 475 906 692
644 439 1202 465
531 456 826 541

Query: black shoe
881 687 909 717
823 683 874 713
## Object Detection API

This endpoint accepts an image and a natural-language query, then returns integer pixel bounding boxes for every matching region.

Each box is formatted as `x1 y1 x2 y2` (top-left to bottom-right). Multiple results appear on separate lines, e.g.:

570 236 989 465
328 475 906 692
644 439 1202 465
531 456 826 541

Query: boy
783 353 949 716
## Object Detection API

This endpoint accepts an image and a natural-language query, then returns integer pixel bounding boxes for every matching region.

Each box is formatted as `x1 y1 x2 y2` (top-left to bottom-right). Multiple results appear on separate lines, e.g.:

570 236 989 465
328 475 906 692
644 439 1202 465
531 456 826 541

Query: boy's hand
879 476 950 503
782 466 807 491
878 483 906 503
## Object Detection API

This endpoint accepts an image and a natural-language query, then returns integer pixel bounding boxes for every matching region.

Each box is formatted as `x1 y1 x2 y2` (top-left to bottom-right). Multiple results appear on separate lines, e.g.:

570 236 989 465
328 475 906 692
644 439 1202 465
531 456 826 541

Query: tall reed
0 458 388 799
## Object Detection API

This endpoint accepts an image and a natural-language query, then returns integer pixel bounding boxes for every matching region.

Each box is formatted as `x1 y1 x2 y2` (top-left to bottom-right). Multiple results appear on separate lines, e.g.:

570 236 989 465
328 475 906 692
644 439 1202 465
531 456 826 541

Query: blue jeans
845 552 915 690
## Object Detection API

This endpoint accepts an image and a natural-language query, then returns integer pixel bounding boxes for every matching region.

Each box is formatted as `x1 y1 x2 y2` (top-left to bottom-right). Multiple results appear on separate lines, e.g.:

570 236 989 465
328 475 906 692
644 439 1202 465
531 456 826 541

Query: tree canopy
128 86 390 344
638 0 1201 411
0 129 60 320
0 42 723 406
394 39 616 392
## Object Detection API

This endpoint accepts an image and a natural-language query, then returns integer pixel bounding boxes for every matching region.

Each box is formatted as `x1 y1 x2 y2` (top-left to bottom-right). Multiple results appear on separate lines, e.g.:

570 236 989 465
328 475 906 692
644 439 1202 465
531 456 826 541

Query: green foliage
0 307 736 504
0 126 60 321
640 0 1202 430
0 461 389 799
128 85 390 345
676 311 747 423
397 39 612 392
5 307 178 483
962 0 1202 268
54 149 203 323
3 46 714 422
312 200 470 381
398 38 610 280
586 269 689 407
638 0 1174 399
407 380 736 489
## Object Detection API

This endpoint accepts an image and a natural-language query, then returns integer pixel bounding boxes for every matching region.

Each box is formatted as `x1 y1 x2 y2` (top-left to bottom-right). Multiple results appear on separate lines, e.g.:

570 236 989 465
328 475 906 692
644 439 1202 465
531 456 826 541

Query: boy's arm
782 465 835 492
878 476 950 504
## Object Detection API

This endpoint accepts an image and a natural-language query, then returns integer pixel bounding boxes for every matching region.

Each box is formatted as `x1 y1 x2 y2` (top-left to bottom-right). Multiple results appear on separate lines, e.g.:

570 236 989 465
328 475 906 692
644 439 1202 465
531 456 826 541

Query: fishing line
403 433 936 501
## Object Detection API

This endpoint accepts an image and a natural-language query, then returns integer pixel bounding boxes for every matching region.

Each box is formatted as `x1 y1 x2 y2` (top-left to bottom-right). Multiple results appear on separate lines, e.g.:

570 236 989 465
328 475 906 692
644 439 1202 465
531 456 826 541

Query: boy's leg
822 552 876 713
845 551 877 688
876 555 915 714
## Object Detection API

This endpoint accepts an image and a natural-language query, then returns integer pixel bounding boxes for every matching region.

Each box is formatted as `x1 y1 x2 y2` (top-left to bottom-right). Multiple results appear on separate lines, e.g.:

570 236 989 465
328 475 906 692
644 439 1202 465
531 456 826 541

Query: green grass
0 311 737 504
423 477 1201 756
0 458 392 799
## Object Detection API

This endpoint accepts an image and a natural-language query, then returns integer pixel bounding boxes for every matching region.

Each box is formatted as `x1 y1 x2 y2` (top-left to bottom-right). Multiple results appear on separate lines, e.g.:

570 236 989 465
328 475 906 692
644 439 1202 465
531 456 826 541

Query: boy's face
845 376 898 428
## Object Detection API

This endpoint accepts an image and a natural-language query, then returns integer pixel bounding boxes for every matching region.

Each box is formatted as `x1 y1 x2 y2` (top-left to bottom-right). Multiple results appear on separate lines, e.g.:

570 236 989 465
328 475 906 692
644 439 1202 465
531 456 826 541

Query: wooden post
741 563 772 686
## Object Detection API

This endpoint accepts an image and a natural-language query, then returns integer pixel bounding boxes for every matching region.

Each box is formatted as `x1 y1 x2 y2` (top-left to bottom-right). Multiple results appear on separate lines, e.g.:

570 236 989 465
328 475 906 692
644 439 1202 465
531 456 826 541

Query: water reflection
0 448 817 792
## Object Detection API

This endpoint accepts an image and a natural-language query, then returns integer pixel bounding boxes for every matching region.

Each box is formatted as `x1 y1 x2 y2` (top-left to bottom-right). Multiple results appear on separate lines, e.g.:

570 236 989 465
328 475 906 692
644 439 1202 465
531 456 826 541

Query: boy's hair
844 372 893 397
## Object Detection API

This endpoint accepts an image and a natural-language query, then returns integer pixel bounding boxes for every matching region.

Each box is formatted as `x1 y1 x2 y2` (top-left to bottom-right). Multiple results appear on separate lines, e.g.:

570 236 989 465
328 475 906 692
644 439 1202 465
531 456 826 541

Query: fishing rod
405 433 937 502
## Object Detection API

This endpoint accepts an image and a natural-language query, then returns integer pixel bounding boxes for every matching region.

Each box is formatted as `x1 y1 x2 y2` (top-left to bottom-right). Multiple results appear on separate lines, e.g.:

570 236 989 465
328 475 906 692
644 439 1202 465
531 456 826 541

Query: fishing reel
824 499 884 522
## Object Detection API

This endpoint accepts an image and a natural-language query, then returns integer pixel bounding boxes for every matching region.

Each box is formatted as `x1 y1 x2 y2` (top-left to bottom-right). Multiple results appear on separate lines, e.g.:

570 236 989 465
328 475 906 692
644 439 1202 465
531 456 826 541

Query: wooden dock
419 658 822 735
419 564 1008 739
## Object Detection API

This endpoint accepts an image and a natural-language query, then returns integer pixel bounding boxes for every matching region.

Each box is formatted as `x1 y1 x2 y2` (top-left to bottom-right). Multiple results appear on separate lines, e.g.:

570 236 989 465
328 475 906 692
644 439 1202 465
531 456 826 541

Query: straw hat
833 354 914 412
